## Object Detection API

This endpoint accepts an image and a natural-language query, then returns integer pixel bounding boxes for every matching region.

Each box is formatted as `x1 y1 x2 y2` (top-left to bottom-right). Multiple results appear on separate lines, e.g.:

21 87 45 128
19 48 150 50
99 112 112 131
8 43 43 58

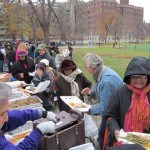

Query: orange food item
144 143 150 149
18 87 30 96
11 131 31 144
69 102 75 107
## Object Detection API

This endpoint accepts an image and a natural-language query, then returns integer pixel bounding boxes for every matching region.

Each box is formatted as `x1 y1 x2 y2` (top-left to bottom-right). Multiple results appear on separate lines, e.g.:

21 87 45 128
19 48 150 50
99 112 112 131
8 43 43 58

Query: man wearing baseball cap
35 44 56 70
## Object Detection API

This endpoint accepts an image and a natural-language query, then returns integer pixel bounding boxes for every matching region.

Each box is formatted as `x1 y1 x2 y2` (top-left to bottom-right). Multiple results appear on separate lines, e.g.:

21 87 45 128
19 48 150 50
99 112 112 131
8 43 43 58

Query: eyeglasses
130 75 147 80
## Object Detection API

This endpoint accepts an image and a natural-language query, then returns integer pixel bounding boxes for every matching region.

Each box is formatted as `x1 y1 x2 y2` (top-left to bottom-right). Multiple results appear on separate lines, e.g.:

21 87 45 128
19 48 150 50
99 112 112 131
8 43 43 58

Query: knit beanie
36 62 46 73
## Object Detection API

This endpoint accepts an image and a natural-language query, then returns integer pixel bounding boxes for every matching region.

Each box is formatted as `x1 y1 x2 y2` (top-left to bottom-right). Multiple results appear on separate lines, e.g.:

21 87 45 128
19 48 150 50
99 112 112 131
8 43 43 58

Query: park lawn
72 47 150 82
121 43 150 51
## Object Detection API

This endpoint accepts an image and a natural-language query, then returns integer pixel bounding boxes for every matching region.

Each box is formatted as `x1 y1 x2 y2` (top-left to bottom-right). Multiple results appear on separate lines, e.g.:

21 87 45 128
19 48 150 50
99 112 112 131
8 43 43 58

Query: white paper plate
25 81 50 94
60 96 91 112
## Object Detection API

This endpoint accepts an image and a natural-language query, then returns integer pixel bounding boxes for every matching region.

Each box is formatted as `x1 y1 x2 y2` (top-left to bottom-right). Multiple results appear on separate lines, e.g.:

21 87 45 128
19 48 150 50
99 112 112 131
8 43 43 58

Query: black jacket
106 56 150 141
11 57 35 84
35 53 56 70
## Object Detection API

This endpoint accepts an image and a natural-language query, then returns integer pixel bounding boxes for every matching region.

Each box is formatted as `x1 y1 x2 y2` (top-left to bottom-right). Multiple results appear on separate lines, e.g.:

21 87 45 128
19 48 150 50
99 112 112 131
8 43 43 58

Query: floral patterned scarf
124 84 150 132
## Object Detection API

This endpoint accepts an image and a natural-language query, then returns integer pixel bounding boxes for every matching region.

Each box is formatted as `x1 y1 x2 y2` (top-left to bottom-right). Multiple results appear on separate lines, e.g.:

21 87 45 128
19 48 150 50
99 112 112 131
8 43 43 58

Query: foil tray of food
11 130 32 145
9 121 33 135
60 96 91 112
9 96 43 110
118 132 150 149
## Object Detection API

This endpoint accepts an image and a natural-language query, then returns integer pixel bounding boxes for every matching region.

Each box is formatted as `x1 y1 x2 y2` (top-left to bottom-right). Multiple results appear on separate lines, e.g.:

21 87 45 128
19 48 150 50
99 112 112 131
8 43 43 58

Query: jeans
98 115 107 150
0 60 4 72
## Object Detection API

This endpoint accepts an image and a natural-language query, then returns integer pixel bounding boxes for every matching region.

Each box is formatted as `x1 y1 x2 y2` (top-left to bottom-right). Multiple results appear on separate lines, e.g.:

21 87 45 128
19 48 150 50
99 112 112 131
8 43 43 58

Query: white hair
0 83 12 106
83 53 103 69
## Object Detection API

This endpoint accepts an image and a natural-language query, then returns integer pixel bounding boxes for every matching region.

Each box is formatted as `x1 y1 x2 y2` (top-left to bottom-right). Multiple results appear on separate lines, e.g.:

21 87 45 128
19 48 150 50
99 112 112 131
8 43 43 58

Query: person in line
40 59 59 108
5 43 14 73
106 56 150 147
35 44 56 70
0 42 6 72
11 51 35 84
81 53 123 149
55 59 92 112
68 46 73 59
15 42 28 61
40 59 58 82
62 49 71 60
55 53 63 70
31 62 52 110
0 82 56 150
26 42 35 59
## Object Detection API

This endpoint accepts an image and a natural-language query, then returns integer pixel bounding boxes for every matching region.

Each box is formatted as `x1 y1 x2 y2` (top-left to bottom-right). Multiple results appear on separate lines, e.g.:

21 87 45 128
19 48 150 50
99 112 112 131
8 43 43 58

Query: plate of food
25 81 50 94
11 130 31 145
118 132 150 149
26 86 36 92
60 96 91 112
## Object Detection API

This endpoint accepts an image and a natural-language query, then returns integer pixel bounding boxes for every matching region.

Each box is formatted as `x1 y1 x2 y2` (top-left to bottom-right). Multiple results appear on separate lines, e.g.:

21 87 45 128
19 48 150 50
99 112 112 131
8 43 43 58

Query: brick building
69 0 144 42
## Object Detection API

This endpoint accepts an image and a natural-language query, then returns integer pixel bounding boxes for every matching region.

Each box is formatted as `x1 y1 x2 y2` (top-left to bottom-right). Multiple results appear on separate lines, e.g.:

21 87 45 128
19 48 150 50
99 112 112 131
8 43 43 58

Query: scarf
92 65 104 81
124 84 150 132
19 59 27 69
61 69 82 97
47 67 55 81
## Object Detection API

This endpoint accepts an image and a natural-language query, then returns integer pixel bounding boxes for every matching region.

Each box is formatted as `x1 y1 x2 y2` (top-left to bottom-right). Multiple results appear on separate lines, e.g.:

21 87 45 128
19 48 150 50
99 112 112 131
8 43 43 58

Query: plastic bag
83 114 98 138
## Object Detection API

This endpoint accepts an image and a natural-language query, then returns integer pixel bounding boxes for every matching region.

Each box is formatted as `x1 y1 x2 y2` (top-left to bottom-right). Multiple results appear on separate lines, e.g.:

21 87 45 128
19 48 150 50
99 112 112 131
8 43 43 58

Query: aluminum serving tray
9 96 43 110
9 88 28 100
8 107 45 135
9 121 33 135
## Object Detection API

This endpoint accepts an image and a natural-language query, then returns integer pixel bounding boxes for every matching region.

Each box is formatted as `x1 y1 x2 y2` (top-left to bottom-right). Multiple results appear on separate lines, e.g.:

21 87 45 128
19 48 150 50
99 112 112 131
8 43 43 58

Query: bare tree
97 11 118 44
27 0 56 44
132 19 144 43
111 14 122 42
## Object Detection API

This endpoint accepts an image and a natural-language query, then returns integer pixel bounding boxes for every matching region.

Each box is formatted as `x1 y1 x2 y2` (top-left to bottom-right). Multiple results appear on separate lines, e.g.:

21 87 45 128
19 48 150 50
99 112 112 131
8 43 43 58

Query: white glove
36 121 55 134
46 111 57 122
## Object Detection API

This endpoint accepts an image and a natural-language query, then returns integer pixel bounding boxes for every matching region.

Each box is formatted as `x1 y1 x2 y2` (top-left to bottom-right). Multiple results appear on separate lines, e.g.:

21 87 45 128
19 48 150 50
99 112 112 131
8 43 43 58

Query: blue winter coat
90 67 123 115
0 109 42 150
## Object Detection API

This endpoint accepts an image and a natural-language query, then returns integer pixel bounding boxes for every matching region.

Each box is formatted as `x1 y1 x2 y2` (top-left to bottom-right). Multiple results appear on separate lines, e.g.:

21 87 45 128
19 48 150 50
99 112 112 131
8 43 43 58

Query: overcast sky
56 0 150 23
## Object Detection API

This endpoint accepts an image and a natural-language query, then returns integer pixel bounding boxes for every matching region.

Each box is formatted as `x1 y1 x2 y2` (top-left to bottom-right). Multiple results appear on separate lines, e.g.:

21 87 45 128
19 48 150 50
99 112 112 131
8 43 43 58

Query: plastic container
9 88 27 100
69 143 95 150
9 121 33 135
60 96 91 112
9 96 42 110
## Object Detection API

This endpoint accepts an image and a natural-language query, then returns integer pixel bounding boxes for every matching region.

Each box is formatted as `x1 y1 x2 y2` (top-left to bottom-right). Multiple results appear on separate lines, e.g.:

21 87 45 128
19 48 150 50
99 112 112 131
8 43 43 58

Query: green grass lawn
120 43 150 51
72 47 150 82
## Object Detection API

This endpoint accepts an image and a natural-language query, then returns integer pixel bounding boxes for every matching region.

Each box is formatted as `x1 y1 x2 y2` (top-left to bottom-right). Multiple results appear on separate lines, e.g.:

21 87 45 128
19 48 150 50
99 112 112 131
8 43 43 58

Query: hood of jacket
123 56 150 84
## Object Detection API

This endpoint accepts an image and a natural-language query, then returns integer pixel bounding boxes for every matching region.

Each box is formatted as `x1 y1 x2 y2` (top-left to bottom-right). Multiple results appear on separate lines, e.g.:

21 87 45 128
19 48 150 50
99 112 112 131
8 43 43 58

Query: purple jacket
0 109 43 150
